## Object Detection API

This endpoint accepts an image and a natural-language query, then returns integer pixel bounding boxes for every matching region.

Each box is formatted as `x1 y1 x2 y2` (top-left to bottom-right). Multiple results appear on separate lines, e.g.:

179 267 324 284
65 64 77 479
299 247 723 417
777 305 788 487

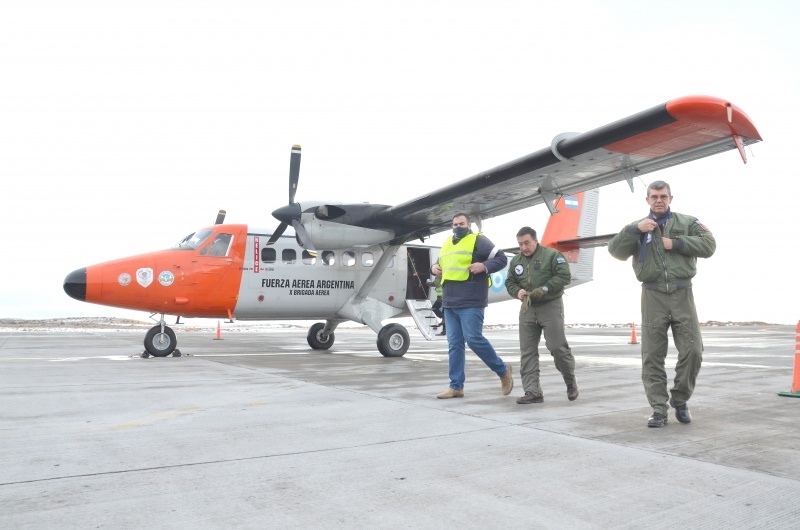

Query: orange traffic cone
778 321 800 397
628 322 638 345
213 320 223 341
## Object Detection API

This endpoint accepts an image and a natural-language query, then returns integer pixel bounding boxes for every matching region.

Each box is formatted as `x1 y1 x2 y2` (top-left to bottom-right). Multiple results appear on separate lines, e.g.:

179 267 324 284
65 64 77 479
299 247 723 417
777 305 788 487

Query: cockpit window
199 233 233 257
173 230 213 250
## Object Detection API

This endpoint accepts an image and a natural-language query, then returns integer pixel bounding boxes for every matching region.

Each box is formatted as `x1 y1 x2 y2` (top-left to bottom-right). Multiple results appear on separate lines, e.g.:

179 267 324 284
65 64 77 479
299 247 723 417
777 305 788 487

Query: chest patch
514 264 524 276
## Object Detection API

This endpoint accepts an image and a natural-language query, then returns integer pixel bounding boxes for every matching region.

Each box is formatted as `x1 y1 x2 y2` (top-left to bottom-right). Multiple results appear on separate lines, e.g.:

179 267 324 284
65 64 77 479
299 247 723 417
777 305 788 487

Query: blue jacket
432 232 507 309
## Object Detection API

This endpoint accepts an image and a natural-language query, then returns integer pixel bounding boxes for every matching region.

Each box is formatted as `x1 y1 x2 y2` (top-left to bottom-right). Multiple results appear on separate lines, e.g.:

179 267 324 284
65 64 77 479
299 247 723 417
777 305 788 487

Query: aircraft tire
144 325 177 357
307 322 335 350
377 323 409 357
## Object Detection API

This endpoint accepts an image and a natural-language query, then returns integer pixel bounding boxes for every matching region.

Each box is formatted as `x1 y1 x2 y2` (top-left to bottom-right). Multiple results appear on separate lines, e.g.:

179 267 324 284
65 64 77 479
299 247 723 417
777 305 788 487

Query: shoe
674 404 692 424
437 388 464 399
567 381 579 401
647 412 668 428
516 391 544 404
500 363 514 395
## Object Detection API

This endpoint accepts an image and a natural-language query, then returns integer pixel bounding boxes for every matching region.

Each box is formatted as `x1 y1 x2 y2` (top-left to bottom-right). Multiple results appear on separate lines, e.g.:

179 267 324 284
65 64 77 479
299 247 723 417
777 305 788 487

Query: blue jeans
444 307 507 390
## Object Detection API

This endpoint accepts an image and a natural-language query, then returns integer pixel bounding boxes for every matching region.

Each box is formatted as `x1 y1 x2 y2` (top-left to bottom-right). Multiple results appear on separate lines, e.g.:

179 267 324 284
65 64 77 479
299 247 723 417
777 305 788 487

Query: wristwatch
542 286 549 293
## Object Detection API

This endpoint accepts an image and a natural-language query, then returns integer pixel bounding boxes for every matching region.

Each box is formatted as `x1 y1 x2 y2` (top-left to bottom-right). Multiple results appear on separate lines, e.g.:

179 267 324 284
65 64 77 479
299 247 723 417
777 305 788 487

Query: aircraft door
405 247 432 301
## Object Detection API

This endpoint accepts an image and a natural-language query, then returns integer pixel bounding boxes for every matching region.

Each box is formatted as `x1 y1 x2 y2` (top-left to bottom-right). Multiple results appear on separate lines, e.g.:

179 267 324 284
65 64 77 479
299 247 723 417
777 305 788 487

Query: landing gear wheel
377 323 409 357
307 322 335 350
144 325 177 357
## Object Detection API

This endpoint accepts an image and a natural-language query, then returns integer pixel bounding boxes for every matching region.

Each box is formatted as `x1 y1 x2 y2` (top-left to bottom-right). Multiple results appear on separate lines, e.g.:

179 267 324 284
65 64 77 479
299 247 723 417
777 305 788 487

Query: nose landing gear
143 315 178 357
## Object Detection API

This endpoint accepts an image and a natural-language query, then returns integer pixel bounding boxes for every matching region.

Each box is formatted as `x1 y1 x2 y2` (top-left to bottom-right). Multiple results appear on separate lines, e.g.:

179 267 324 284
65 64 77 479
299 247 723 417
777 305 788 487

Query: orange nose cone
64 268 87 301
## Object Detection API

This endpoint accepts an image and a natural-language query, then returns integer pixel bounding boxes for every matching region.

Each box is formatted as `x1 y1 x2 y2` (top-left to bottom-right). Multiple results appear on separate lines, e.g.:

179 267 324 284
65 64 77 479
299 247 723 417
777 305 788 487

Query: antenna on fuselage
215 210 227 225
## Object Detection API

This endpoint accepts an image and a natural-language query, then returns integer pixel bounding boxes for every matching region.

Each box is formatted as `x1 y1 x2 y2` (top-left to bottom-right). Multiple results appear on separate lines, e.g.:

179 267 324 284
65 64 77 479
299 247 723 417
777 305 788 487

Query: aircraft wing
378 95 761 242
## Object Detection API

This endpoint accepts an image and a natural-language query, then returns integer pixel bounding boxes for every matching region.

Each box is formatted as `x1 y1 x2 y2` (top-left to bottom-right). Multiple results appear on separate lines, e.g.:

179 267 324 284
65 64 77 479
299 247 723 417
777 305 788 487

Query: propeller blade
214 209 226 225
292 219 315 251
266 222 288 245
268 145 303 247
289 145 301 204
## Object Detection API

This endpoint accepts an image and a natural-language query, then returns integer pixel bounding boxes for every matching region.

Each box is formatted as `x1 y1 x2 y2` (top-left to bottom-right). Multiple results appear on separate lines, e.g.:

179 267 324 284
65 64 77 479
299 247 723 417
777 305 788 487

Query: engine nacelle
301 214 395 249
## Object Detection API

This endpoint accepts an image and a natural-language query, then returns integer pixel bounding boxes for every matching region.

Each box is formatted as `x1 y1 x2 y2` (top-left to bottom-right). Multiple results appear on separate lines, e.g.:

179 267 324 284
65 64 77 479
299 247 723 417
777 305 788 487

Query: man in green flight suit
505 226 578 404
608 180 716 428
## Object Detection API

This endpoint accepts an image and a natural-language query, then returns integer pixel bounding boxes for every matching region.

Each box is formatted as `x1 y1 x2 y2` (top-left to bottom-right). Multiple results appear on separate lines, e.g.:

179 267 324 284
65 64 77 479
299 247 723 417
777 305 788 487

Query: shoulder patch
556 257 566 264
694 220 710 232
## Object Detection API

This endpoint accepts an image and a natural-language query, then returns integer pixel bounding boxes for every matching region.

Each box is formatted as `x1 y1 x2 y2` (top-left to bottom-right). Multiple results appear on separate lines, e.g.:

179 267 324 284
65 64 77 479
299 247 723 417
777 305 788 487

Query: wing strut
337 244 403 333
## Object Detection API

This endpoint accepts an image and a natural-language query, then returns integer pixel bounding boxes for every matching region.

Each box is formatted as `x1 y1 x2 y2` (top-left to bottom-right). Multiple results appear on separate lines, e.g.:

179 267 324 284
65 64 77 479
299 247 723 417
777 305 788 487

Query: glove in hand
531 287 546 301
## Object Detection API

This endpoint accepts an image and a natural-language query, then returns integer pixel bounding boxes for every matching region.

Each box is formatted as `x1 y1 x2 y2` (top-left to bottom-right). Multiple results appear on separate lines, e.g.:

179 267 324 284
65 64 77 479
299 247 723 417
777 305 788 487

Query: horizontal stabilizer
553 233 616 250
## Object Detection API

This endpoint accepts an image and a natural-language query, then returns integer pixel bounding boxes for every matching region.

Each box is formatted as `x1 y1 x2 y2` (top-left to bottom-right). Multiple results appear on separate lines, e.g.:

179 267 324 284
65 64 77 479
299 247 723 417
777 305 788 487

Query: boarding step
405 299 446 340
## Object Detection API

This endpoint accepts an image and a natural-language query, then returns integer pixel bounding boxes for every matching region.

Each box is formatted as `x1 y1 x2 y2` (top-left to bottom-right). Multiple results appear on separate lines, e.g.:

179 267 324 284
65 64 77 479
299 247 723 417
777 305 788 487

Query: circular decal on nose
118 273 131 286
158 271 175 287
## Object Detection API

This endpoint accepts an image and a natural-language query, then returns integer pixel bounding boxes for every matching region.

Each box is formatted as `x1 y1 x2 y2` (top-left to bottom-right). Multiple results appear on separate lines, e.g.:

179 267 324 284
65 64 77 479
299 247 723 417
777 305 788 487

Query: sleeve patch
694 220 710 231
556 257 567 264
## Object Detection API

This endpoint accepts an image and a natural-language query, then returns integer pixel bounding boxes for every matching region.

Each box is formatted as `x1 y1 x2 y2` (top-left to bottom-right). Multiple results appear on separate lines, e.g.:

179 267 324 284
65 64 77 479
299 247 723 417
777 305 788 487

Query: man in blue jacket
431 213 513 399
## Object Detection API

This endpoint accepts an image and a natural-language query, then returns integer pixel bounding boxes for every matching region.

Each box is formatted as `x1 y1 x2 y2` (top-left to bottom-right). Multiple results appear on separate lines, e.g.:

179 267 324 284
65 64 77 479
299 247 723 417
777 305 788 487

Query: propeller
267 145 315 250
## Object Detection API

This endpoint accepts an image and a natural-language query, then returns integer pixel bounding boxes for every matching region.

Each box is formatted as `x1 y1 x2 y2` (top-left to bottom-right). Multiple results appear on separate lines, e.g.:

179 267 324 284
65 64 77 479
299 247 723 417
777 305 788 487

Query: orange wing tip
666 95 762 141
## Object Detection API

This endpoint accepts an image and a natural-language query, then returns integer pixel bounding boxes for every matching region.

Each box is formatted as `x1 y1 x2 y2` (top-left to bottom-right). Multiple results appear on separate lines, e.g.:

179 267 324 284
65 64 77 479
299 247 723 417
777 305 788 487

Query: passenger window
361 252 374 267
343 251 356 266
321 251 335 266
261 248 277 263
302 250 316 265
282 249 296 264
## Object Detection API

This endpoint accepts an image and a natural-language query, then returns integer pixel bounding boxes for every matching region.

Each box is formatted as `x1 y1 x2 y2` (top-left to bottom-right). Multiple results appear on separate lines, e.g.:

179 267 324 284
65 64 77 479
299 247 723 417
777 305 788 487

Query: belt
642 278 692 290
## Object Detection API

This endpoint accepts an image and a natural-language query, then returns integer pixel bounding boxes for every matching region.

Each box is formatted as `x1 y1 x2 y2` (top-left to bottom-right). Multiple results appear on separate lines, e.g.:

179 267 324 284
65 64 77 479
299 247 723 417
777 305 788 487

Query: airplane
63 95 761 358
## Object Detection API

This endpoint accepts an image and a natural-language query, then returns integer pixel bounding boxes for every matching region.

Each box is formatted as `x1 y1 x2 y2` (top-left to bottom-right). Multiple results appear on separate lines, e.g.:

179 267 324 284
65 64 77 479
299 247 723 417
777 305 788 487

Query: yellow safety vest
440 233 479 283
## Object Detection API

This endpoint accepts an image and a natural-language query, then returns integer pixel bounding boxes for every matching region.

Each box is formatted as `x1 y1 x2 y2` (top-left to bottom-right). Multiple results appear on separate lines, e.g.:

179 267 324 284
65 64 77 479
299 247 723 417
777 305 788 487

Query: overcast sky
2 1 798 326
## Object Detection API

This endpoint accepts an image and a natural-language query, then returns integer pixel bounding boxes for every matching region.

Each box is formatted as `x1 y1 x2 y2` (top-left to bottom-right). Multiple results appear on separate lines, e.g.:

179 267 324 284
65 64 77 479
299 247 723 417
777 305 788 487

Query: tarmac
1 324 798 529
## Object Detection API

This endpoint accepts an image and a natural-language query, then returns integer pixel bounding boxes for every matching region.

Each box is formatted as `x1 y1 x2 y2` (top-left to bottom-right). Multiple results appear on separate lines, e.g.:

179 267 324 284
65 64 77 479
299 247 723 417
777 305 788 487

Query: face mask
453 227 470 239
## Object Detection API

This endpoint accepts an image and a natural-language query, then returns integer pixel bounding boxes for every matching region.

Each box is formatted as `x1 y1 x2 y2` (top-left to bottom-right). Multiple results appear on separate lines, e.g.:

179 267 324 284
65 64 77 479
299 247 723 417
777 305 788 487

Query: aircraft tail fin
540 189 609 289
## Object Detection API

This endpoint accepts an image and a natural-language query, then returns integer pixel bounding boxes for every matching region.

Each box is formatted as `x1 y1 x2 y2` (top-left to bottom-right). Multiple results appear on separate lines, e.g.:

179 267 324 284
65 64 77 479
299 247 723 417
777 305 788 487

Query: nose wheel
143 325 178 357
307 322 335 350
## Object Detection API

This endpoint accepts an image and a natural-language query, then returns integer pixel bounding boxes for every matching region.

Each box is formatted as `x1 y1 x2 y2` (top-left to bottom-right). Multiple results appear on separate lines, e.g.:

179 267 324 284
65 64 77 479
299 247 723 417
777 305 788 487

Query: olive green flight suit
505 244 574 396
608 211 716 415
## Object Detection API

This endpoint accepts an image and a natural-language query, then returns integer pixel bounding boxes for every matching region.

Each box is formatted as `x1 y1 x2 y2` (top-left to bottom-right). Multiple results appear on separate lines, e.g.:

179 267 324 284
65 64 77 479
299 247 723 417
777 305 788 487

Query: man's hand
531 287 546 301
517 289 527 301
432 264 442 275
662 237 673 250
468 262 487 274
638 219 657 232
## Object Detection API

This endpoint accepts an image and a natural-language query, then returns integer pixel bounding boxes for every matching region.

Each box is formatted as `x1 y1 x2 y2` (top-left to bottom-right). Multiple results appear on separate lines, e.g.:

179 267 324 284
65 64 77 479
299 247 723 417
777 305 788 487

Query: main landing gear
377 323 409 357
142 315 180 358
306 321 410 357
